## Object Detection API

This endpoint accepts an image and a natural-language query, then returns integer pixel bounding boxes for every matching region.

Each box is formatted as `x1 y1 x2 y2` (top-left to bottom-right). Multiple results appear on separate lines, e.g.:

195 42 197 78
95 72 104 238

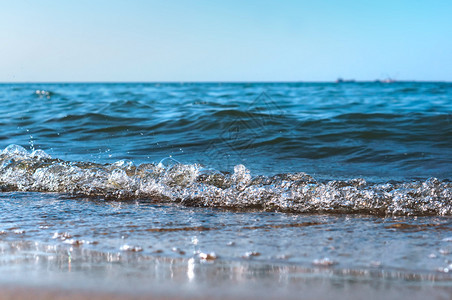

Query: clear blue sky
1 0 451 82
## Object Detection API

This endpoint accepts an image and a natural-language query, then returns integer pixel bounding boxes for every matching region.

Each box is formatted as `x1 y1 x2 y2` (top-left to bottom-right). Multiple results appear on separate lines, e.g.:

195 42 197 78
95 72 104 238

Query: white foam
0 145 451 216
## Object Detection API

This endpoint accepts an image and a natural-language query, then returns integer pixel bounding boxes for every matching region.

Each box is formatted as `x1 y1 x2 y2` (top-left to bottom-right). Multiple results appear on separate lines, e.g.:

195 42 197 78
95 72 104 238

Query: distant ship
375 78 396 83
335 78 356 83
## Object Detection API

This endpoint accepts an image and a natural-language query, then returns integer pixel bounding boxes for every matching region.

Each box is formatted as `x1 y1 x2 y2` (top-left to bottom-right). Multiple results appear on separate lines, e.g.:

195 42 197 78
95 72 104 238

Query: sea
0 82 451 299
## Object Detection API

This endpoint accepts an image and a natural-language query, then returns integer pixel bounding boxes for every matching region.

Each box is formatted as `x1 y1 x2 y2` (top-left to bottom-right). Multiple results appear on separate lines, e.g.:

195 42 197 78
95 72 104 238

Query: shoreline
1 283 452 300
0 286 187 300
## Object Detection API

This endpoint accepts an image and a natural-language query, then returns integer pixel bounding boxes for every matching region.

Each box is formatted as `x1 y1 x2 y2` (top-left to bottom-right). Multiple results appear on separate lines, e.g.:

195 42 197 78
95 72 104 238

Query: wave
0 145 451 216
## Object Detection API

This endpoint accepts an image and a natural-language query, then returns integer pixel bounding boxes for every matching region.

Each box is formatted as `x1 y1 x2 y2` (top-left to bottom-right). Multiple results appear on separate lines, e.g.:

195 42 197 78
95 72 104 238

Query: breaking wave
1 145 451 216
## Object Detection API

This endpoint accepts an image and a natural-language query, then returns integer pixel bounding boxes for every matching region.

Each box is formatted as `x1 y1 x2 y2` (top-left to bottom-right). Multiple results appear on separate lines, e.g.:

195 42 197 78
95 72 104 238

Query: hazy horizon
1 80 450 84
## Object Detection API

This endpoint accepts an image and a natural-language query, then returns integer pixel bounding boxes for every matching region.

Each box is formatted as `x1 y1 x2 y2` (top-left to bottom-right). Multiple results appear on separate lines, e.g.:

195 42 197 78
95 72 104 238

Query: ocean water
0 82 451 298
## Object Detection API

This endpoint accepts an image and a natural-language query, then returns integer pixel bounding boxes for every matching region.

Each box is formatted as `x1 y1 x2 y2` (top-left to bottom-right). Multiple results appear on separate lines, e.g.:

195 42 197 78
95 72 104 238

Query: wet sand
1 283 452 300
0 286 199 300
0 287 141 300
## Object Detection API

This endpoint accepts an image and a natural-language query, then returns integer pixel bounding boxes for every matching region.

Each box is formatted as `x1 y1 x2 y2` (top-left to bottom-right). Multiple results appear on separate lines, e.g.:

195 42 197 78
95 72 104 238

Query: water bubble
2 144 29 158
63 239 84 246
120 245 143 252
52 232 72 240
243 251 260 258
112 160 134 169
199 252 217 261
109 169 131 188
232 164 251 183
439 249 451 255
31 149 51 160
35 89 51 99
312 257 337 266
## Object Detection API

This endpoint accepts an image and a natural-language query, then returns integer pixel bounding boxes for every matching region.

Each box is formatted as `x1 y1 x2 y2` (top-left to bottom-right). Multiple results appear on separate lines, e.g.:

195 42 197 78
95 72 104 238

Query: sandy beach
1 284 452 300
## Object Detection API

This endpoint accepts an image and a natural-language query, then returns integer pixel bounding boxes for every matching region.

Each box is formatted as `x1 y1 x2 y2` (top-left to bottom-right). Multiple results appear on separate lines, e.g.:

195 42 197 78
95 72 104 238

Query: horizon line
0 80 451 84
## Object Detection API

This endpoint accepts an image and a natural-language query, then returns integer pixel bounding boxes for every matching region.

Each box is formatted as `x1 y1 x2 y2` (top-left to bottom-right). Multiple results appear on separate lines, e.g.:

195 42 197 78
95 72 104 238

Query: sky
1 0 451 82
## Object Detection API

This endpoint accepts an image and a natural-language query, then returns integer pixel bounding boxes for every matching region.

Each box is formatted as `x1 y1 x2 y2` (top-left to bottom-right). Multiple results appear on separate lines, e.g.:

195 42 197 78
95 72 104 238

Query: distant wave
1 145 450 216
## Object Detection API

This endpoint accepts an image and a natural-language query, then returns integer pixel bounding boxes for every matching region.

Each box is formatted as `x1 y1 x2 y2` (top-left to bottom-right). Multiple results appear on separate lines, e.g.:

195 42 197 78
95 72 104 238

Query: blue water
0 82 451 298
1 82 451 180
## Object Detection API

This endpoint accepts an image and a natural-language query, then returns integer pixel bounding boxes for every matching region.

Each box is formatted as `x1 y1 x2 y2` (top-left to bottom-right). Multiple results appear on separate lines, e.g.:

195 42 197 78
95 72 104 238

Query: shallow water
0 82 451 298
1 192 452 299
1 192 452 273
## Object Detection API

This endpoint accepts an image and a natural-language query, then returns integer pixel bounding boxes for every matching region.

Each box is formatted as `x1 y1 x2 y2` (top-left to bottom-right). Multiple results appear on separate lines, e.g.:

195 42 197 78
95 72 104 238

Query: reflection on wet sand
1 240 452 300
1 193 452 299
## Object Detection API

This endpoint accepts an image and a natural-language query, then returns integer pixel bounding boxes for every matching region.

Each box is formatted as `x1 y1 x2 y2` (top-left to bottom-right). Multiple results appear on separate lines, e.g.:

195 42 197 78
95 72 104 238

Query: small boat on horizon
335 78 356 83
375 78 396 83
